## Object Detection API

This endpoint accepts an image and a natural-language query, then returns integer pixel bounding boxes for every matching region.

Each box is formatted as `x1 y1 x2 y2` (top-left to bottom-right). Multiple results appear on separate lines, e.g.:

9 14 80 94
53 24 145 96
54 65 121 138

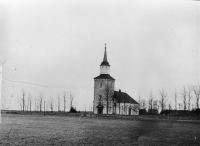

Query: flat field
0 114 200 146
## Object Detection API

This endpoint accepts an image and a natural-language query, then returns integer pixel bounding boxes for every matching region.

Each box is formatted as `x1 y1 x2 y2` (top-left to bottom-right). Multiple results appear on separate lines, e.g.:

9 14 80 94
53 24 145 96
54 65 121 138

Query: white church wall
98 102 139 115
100 66 110 74
114 103 139 115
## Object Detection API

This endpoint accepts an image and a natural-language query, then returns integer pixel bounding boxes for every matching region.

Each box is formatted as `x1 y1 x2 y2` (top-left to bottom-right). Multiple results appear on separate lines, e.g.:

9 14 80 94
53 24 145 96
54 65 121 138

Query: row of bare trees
138 84 200 111
19 90 76 112
19 90 33 112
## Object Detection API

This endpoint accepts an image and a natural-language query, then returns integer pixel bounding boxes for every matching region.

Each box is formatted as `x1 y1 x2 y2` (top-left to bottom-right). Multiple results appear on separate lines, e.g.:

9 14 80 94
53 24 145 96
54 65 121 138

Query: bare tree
46 102 48 112
29 93 32 112
98 94 103 105
112 95 117 114
37 100 39 111
115 91 122 115
49 98 54 112
148 91 154 110
181 86 187 110
168 103 172 110
191 104 194 110
122 93 127 114
192 84 200 109
141 99 147 110
174 89 178 110
124 104 128 115
178 103 182 110
187 86 192 111
159 89 167 111
100 82 114 114
27 93 30 112
18 99 22 111
58 94 60 112
63 91 67 112
21 90 25 112
112 91 117 114
39 93 43 112
34 96 37 111
138 93 142 110
69 92 76 110
153 100 159 110
43 100 45 114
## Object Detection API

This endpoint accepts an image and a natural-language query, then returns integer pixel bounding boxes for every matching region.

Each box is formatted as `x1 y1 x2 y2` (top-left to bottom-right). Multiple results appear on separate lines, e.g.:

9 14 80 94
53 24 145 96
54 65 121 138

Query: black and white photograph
0 0 200 145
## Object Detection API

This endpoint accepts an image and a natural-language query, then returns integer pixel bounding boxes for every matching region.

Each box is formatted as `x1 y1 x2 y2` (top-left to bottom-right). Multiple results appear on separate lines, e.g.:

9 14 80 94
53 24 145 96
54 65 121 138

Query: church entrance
98 108 103 114
97 105 103 114
129 107 131 115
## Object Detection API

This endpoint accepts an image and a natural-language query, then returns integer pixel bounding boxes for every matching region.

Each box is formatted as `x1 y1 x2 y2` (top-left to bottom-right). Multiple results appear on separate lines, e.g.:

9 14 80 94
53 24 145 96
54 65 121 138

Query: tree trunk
118 103 120 115
107 103 108 114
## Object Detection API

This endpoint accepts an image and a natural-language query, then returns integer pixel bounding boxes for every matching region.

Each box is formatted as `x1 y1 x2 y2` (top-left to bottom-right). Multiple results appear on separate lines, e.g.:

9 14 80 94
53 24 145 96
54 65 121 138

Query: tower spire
103 43 107 62
100 43 110 66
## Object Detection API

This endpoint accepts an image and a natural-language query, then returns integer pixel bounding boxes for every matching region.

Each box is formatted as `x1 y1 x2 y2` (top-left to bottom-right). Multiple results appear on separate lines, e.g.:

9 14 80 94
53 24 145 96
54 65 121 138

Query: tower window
100 83 102 87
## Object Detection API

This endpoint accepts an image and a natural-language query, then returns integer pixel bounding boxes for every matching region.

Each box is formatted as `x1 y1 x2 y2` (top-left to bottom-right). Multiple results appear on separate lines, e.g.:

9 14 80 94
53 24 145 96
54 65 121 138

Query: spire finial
103 43 107 62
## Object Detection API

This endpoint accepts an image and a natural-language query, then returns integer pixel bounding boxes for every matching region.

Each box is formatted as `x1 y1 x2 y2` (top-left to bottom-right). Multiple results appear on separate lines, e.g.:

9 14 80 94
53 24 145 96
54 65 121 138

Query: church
93 45 139 115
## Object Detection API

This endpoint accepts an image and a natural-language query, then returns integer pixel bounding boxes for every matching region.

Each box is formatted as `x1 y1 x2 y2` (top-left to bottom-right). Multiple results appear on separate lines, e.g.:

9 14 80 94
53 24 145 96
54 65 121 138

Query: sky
0 0 200 111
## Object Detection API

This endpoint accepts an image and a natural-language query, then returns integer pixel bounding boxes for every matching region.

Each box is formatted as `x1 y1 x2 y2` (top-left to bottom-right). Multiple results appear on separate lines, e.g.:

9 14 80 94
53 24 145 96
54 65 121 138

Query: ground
0 114 200 146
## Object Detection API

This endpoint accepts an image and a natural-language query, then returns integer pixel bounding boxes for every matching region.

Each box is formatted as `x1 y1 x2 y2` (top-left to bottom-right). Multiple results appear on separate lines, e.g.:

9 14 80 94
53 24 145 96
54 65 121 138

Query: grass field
0 114 200 146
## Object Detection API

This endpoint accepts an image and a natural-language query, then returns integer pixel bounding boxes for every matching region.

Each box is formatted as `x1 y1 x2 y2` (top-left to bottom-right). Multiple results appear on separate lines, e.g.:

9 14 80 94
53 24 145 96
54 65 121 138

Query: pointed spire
100 43 110 66
103 43 107 62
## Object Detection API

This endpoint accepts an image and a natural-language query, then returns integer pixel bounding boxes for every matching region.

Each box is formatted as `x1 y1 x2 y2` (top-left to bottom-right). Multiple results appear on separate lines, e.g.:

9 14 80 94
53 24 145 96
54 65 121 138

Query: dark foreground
0 114 200 146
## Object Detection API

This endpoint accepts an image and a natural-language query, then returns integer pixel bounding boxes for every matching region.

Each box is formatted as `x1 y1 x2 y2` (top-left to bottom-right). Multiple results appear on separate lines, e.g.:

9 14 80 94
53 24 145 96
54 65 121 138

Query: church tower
93 44 115 114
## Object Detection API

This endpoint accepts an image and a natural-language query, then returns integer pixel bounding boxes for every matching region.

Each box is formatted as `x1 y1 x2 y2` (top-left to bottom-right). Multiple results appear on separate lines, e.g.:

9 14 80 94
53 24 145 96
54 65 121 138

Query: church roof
100 46 110 66
113 91 138 104
94 74 115 80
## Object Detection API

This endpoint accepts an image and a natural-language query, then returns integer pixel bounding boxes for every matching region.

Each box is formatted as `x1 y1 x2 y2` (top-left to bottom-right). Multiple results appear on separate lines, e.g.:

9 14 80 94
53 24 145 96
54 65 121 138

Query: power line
1 59 7 66
2 76 69 88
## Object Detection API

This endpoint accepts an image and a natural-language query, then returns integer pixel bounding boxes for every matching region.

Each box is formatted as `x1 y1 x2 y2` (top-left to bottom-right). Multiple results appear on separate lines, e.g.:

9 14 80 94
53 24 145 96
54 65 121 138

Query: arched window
100 83 102 87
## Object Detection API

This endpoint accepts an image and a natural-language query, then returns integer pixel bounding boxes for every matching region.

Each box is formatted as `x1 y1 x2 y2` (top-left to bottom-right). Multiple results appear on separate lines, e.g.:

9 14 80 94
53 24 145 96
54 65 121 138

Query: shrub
69 107 77 113
191 108 200 115
139 109 147 115
148 109 158 115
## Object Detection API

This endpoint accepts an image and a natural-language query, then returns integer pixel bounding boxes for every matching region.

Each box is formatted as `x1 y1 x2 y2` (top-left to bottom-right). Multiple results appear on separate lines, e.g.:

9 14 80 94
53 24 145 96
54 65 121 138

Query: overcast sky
0 0 200 111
